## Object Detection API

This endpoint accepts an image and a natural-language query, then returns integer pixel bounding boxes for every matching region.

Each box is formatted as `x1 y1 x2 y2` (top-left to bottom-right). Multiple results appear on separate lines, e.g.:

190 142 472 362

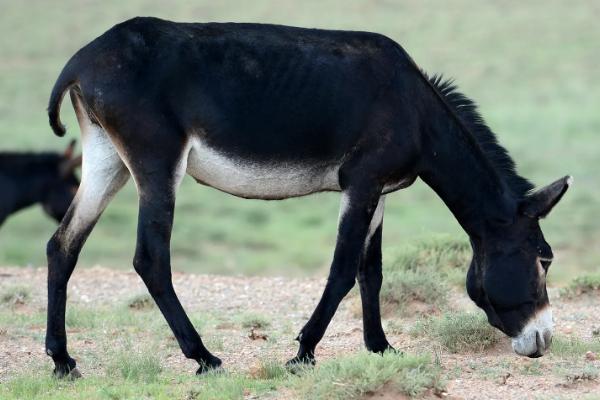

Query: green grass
0 346 442 400
0 370 288 400
295 351 444 399
0 285 31 306
560 274 600 298
0 1 596 280
377 236 470 315
411 311 501 353
551 336 600 358
238 313 271 329
106 351 163 383
126 293 155 310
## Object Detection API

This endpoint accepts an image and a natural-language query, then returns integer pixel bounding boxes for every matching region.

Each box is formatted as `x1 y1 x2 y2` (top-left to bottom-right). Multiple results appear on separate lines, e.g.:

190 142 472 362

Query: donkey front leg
133 175 221 374
287 183 382 366
357 196 394 353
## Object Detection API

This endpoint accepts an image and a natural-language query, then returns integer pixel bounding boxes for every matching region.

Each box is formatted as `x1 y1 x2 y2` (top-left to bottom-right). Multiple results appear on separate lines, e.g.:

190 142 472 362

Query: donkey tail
48 55 82 137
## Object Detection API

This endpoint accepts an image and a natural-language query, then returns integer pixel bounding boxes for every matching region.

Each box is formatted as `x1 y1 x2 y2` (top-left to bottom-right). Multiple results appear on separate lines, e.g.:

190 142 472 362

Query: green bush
560 274 600 298
410 311 500 353
380 236 471 314
295 351 444 399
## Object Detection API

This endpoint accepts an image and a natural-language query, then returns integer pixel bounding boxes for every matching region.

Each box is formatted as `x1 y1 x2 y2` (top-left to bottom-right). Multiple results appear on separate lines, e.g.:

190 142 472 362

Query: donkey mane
425 73 534 198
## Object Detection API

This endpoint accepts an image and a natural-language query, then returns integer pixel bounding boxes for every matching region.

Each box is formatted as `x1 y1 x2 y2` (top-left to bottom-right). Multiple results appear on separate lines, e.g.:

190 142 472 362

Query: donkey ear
63 139 77 159
519 176 572 219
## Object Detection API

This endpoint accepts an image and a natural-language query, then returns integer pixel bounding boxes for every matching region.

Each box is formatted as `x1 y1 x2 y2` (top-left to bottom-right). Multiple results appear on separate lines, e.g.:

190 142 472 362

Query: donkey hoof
53 358 79 379
196 356 223 375
285 355 315 374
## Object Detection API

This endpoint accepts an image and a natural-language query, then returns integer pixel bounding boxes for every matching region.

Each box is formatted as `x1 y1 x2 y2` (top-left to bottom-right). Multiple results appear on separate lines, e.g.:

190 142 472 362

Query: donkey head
42 140 81 222
467 176 571 358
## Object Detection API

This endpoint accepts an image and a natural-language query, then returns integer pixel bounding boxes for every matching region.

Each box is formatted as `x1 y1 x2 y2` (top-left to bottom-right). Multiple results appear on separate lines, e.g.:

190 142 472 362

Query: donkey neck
10 169 55 211
418 107 515 238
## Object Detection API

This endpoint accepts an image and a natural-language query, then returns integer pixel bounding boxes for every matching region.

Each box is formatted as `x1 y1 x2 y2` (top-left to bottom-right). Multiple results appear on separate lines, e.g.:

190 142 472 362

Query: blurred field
0 0 598 281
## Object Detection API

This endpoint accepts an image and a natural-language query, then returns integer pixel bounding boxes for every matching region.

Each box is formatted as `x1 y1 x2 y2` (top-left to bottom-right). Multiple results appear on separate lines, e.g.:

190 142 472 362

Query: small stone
564 325 573 334
585 351 597 361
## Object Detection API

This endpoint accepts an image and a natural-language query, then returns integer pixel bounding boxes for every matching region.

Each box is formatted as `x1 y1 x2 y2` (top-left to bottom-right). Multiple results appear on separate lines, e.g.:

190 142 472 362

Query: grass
126 293 155 310
238 313 271 329
560 274 600 298
107 350 163 383
0 371 288 400
0 285 31 306
295 351 444 399
377 236 470 315
411 311 501 353
0 1 597 281
551 335 600 358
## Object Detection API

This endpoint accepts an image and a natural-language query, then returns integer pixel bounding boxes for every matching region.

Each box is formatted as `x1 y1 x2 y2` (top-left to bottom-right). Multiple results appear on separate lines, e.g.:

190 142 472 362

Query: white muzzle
511 306 553 357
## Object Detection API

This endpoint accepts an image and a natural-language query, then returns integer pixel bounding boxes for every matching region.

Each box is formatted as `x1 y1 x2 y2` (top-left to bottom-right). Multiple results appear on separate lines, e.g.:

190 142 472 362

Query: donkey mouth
511 307 553 357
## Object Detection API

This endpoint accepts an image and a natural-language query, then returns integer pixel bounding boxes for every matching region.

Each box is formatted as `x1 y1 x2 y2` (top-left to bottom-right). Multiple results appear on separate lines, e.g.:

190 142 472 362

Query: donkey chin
511 306 553 358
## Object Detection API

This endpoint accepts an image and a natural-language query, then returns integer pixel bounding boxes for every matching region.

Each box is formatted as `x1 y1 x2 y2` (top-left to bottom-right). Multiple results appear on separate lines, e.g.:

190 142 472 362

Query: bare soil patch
1 266 599 399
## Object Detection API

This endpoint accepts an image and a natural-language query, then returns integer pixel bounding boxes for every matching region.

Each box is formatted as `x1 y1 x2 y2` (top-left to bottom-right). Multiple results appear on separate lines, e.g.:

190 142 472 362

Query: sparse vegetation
127 293 155 310
239 313 271 329
107 350 163 383
561 274 600 298
551 336 600 358
378 236 471 315
410 311 501 353
0 285 31 307
390 237 471 278
380 268 449 315
295 351 444 399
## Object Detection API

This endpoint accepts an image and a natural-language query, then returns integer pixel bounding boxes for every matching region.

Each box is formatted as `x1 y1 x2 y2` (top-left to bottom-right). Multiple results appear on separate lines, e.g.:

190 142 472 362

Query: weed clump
107 351 163 383
560 274 600 298
551 336 600 357
410 311 500 353
380 236 471 315
295 351 444 399
127 293 155 310
0 286 30 307
239 313 271 329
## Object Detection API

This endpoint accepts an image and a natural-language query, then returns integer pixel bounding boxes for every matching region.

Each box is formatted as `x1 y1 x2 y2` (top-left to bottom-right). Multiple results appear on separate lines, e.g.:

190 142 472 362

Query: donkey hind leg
287 183 382 367
46 121 129 377
357 196 394 353
130 150 221 374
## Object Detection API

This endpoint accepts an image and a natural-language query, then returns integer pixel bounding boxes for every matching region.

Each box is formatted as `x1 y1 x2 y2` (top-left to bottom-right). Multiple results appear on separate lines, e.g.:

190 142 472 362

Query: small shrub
380 269 448 315
379 237 471 315
391 237 471 274
564 364 599 384
0 286 31 306
252 359 289 380
561 274 600 298
410 311 500 353
295 351 444 399
127 293 155 310
551 336 600 358
239 313 270 329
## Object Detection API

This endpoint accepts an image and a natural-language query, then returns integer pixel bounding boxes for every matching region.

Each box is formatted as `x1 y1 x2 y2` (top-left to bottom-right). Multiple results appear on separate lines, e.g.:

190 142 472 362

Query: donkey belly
186 138 341 199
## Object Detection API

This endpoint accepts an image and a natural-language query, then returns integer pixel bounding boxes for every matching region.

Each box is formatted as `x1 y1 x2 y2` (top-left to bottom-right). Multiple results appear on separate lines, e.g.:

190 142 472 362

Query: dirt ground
1 266 599 399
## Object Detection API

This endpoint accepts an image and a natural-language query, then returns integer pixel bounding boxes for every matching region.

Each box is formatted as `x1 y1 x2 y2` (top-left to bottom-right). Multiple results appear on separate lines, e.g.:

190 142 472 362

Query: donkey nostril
543 330 553 350
535 331 545 355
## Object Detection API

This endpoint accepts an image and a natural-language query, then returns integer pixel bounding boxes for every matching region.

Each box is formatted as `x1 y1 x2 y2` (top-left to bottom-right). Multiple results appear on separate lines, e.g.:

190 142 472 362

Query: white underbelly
185 137 341 199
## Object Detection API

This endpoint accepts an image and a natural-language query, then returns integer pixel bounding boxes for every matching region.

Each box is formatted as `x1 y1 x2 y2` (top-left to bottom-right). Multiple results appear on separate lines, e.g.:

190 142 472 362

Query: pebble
564 325 573 334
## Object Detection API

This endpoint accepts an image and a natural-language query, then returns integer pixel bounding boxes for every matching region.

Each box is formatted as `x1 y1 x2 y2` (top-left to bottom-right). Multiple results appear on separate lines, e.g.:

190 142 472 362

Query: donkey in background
0 140 80 227
46 18 570 377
